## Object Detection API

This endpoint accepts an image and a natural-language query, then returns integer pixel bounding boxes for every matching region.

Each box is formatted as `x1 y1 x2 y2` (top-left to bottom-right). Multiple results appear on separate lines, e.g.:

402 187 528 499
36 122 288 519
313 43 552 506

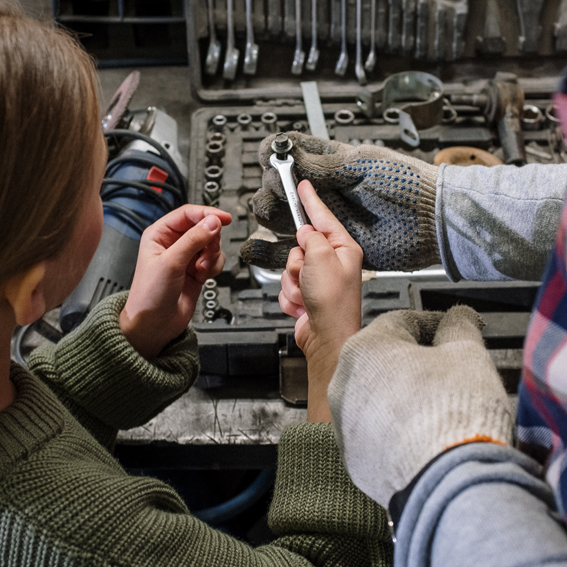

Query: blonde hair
0 2 101 284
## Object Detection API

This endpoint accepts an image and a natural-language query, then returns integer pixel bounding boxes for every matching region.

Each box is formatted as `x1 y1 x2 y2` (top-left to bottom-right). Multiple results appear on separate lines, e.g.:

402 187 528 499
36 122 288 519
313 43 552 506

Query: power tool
60 73 188 333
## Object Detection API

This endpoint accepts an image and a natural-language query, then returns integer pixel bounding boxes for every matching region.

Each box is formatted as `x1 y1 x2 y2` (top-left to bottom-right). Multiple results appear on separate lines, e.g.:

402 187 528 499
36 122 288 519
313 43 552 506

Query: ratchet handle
269 153 308 230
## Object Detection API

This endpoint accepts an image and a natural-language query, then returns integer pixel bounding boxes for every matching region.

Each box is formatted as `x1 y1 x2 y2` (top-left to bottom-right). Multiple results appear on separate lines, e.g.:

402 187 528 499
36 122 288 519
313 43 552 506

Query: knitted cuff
28 292 200 430
268 422 390 540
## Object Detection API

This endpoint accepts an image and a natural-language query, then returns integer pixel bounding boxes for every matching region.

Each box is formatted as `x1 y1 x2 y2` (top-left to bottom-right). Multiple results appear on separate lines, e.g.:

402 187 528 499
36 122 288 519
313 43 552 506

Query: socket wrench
355 0 367 84
223 0 240 80
306 0 320 70
335 0 348 76
292 0 306 74
243 0 259 74
205 0 221 75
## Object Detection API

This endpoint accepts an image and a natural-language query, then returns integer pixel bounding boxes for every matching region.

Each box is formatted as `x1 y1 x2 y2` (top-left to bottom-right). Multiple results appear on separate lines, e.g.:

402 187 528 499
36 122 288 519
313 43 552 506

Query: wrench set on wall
192 0 567 86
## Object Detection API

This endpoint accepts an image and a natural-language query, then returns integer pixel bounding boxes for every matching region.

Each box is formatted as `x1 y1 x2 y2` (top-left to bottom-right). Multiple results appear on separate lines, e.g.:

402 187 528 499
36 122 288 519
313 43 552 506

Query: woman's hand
279 180 363 422
119 205 232 359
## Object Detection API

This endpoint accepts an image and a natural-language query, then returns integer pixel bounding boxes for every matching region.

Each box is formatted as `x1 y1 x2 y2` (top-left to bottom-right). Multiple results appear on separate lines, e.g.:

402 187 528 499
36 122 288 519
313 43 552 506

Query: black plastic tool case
186 0 567 404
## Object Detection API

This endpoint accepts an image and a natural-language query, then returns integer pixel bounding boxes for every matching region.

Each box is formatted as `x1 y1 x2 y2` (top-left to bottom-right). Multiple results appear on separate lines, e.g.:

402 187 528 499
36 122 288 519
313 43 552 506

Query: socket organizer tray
188 79 563 404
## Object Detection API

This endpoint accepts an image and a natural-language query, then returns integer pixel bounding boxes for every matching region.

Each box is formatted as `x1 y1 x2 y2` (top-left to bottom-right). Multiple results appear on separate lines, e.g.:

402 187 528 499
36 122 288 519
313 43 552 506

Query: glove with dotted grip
240 132 441 271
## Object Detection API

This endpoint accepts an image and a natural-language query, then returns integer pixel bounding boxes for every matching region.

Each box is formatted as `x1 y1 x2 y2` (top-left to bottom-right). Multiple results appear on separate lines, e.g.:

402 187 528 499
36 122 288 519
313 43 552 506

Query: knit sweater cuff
28 291 200 431
268 422 390 540
412 161 441 269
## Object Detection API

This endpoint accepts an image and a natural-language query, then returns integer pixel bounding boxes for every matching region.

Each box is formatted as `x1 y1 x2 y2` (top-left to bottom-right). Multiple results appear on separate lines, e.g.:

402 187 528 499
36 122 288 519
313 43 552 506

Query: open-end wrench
433 1 447 60
223 0 240 80
267 0 282 36
364 0 377 71
331 0 342 43
335 0 348 76
376 0 388 48
388 0 402 52
306 0 319 70
477 0 506 55
401 0 417 54
516 0 545 54
291 0 305 74
451 0 469 60
284 0 295 38
243 0 259 74
355 0 367 84
270 134 308 230
205 0 221 75
555 0 567 52
415 0 429 58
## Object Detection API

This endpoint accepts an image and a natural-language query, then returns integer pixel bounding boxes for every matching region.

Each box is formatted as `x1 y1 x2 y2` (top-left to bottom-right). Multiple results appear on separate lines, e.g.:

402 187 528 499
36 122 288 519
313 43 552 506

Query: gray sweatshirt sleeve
395 443 567 567
436 163 567 281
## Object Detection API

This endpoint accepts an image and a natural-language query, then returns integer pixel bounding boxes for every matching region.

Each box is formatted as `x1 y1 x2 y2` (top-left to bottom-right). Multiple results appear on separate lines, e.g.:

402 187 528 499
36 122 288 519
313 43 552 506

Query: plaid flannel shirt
516 82 567 519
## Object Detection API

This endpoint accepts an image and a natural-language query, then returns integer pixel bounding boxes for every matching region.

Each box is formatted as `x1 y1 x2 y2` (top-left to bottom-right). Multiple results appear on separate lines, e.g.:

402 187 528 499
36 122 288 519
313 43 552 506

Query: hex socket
207 131 227 145
261 112 278 132
237 113 253 130
206 141 225 165
211 114 228 131
205 165 223 181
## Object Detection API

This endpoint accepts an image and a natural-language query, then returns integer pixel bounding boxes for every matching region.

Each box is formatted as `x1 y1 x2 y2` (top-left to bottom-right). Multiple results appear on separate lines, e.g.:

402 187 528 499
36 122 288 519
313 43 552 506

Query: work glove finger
251 182 297 235
360 309 444 347
432 305 485 347
239 237 297 269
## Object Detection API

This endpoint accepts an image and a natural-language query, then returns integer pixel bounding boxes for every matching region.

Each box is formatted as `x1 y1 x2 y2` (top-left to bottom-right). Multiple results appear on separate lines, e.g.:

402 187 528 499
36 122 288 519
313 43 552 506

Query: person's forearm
395 443 567 567
437 163 567 281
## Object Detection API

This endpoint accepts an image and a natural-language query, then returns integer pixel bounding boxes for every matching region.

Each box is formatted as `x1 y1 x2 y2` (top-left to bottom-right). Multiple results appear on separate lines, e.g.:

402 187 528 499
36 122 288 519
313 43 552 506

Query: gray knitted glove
328 306 513 508
240 132 440 271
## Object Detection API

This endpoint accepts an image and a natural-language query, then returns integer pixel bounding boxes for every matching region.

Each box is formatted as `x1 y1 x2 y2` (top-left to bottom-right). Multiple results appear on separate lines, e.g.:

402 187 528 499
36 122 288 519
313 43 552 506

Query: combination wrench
355 0 367 84
243 0 259 74
306 0 319 70
291 0 305 74
270 134 308 230
223 0 240 80
335 0 348 77
364 0 377 72
205 0 221 75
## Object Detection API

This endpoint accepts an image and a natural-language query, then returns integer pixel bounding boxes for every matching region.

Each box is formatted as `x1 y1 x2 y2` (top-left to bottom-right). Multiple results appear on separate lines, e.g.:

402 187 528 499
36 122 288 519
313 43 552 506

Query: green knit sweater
0 293 392 566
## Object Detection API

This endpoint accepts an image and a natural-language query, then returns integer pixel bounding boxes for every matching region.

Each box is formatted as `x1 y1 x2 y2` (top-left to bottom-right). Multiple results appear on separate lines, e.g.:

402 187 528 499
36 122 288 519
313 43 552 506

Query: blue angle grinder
60 72 188 333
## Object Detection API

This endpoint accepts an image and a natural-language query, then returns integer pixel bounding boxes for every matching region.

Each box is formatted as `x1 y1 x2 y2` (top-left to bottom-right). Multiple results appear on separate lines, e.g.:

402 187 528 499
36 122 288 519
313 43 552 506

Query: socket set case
186 0 567 404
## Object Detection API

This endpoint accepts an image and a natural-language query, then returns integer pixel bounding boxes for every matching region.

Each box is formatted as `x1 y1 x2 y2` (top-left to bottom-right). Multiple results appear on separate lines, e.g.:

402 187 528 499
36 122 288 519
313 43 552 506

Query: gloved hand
240 132 440 272
328 306 513 508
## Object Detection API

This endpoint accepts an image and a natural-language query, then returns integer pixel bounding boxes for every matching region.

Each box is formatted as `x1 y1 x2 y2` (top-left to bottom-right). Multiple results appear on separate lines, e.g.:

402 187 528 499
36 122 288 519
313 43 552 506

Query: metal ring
204 290 217 300
383 108 401 124
442 105 458 124
522 105 544 131
334 109 355 124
